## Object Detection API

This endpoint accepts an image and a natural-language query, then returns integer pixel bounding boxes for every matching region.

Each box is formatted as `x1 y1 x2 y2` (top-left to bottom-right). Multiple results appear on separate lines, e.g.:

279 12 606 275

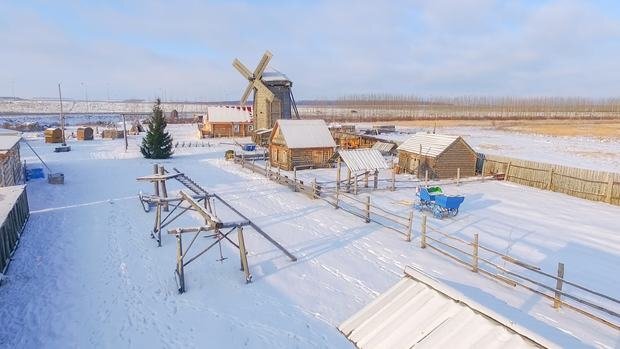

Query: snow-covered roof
339 267 553 349
396 133 462 158
371 141 395 153
276 119 336 149
0 185 25 223
0 128 20 136
206 106 251 123
261 70 290 83
338 149 389 172
0 135 21 151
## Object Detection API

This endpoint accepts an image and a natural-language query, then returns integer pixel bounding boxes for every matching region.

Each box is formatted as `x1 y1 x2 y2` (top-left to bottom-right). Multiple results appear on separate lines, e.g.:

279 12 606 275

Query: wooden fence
482 155 620 205
233 157 619 329
0 186 30 278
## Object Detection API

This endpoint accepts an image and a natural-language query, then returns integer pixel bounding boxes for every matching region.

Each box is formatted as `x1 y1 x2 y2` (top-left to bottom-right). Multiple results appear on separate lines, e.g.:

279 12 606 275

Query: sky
1 0 620 101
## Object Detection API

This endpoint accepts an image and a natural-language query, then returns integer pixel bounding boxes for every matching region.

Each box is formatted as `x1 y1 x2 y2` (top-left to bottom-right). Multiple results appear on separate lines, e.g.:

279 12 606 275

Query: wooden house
76 126 94 140
396 133 477 179
269 120 336 171
0 134 23 187
44 128 63 143
200 106 253 138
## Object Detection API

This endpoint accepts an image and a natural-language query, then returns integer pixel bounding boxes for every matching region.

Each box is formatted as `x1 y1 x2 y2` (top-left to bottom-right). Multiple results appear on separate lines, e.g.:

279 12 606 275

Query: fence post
420 215 427 248
335 184 340 209
336 157 342 191
312 178 317 199
251 159 255 173
347 168 352 192
605 175 614 204
425 170 428 185
365 196 370 223
373 169 379 189
457 168 460 186
546 168 553 190
481 160 486 182
293 167 298 192
391 169 396 191
472 233 479 272
505 161 512 181
406 210 413 242
354 175 358 195
238 226 251 283
364 171 369 188
553 262 565 309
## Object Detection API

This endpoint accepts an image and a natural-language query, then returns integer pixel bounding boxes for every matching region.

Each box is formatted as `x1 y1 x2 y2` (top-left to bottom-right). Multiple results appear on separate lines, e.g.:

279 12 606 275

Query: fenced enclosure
482 155 620 205
0 186 30 278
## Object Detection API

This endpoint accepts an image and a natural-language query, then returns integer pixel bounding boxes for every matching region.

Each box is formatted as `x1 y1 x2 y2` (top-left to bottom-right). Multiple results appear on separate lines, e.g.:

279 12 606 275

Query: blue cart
416 186 465 219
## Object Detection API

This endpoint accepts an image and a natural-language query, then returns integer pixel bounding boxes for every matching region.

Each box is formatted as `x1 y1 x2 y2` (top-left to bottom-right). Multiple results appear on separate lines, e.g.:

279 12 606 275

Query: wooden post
425 170 429 185
373 169 378 189
354 174 358 195
293 167 298 192
336 157 342 191
391 169 396 191
457 168 460 186
546 168 554 190
481 160 486 182
158 165 169 212
156 203 162 246
122 114 128 151
347 168 352 192
365 196 370 223
553 262 565 308
176 233 185 293
312 178 317 199
238 226 251 283
505 161 512 181
420 215 427 248
335 184 340 209
364 171 369 188
605 175 614 204
406 210 413 242
472 233 479 272
153 164 160 196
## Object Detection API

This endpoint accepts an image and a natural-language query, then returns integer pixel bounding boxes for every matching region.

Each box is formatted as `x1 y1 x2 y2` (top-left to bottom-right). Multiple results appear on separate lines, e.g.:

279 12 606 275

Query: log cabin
269 119 336 171
201 106 252 138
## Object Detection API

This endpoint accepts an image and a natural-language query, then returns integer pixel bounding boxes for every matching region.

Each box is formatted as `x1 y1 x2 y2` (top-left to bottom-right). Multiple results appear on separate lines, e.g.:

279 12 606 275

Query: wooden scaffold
137 165 297 293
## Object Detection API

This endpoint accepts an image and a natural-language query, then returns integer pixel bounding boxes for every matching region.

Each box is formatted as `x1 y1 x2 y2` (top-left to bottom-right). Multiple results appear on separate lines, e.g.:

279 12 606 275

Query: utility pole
58 83 66 145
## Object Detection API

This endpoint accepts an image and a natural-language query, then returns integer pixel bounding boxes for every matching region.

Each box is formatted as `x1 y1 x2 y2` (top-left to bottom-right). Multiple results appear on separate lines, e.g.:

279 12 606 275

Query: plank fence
232 157 619 329
482 155 620 205
0 186 30 280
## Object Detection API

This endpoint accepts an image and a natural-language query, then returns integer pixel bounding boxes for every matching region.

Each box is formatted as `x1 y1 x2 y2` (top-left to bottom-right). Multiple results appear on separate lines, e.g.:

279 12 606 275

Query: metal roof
371 141 396 153
396 133 461 158
338 149 389 172
0 135 21 151
338 267 554 349
206 106 251 123
276 119 336 149
261 70 290 83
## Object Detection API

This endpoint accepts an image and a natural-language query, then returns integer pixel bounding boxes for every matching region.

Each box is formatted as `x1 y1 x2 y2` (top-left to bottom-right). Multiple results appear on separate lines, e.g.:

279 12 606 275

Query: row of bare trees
299 95 620 121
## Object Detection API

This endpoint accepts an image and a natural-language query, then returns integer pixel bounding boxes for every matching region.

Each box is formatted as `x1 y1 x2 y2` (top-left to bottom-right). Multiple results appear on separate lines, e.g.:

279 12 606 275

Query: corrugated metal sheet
206 106 251 123
338 267 554 349
339 149 389 172
371 141 395 153
277 119 336 149
396 133 460 158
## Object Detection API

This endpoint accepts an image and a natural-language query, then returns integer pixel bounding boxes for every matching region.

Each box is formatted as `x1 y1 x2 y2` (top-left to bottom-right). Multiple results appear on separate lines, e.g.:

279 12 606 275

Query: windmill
233 51 299 144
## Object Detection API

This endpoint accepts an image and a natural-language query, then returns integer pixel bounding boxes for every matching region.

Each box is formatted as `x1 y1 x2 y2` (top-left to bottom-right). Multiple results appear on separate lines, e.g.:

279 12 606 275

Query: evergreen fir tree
141 98 173 159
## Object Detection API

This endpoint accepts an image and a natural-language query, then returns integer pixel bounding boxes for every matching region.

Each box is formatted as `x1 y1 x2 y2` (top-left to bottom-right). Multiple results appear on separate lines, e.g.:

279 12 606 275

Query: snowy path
0 135 618 348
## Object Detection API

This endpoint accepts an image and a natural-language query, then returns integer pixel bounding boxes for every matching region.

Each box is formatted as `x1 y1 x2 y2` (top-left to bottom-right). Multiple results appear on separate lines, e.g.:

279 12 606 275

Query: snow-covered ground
377 126 620 174
0 125 618 348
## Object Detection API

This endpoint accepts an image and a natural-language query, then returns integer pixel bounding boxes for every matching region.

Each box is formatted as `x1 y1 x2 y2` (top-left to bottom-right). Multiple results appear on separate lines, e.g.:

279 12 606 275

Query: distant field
390 119 620 139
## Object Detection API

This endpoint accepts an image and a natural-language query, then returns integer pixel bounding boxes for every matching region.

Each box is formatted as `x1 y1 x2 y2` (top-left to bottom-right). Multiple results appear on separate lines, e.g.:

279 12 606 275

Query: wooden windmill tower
233 51 299 144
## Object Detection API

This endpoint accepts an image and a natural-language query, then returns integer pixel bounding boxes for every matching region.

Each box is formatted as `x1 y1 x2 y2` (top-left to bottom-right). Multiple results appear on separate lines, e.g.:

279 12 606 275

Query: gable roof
371 141 396 153
206 106 251 123
0 135 21 152
338 149 389 172
275 119 336 149
396 133 469 158
339 266 553 349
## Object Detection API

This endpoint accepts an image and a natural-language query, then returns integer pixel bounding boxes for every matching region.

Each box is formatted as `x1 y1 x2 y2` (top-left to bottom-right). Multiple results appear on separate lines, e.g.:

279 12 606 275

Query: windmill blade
233 59 253 80
253 51 273 80
254 79 275 102
240 82 254 104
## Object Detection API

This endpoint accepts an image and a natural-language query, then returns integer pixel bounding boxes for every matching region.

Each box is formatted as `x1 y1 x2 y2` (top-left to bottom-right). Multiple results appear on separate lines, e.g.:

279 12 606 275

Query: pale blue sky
1 0 619 100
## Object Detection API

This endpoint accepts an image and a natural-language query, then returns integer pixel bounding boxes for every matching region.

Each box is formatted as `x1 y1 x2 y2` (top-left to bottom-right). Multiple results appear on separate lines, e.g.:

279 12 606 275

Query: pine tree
141 98 173 159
